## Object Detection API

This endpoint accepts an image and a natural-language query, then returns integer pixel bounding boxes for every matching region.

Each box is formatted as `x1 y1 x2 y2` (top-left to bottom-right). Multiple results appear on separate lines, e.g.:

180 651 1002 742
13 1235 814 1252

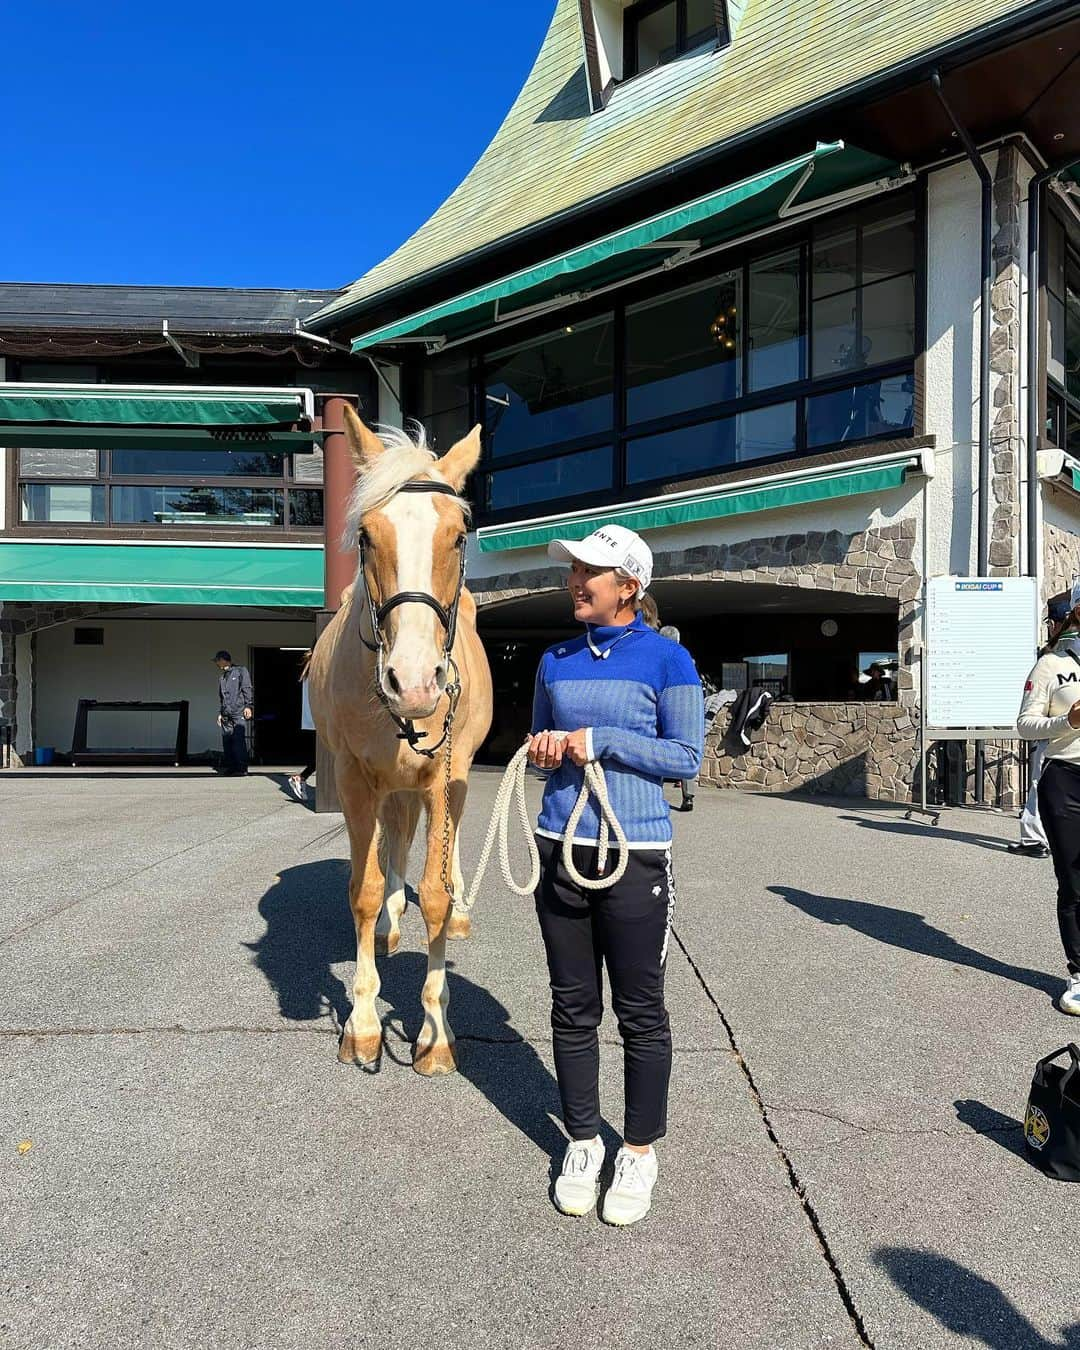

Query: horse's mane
342 423 470 549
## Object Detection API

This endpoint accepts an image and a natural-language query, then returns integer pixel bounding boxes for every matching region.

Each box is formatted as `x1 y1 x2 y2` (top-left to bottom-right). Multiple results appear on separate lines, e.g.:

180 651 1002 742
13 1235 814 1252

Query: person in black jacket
214 650 253 776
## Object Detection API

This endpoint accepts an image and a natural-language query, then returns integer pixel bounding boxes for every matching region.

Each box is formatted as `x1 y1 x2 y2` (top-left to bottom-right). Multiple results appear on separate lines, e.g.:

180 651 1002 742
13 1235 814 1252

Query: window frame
405 185 924 527
1045 201 1080 460
623 0 722 79
11 443 325 537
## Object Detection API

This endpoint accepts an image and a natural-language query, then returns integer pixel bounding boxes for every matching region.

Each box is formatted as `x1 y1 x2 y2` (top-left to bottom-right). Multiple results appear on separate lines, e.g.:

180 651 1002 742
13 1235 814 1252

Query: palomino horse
307 409 492 1075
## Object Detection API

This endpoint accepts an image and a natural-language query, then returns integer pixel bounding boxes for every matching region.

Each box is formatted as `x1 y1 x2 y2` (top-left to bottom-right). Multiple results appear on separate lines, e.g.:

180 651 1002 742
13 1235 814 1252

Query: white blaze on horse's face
378 489 446 718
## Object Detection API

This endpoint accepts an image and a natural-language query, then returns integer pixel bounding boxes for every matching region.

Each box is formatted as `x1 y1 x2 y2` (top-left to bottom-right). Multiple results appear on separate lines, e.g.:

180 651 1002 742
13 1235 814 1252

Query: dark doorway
249 646 308 764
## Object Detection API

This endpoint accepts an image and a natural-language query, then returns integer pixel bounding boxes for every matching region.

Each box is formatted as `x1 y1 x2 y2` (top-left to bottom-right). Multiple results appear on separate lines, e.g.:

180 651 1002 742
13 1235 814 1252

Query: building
302 0 1080 804
0 284 374 768
2 0 1079 805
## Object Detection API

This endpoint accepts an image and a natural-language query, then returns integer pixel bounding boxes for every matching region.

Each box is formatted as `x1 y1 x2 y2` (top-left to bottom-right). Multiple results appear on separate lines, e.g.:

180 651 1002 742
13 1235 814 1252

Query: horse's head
343 407 481 719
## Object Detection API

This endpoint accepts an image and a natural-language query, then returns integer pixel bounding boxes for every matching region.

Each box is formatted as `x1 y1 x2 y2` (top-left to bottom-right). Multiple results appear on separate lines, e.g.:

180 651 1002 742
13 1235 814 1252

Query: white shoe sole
601 1197 653 1226
554 1182 599 1216
1059 997 1080 1015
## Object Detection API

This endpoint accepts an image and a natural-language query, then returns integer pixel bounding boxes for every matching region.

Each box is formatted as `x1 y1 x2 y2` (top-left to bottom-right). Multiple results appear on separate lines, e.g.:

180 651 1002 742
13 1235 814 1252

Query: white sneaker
602 1146 658 1226
1060 974 1080 1015
287 775 307 802
553 1136 605 1216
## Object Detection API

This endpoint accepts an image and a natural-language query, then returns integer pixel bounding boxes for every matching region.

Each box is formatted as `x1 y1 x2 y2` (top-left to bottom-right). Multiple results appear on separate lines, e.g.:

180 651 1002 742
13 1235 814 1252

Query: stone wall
1044 518 1080 605
702 700 917 801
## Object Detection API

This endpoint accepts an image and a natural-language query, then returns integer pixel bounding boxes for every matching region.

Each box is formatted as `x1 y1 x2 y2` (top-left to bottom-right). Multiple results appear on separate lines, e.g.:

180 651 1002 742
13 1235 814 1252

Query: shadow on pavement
839 814 1011 853
768 886 1061 1000
953 1099 1027 1160
874 1247 1080 1348
247 860 570 1161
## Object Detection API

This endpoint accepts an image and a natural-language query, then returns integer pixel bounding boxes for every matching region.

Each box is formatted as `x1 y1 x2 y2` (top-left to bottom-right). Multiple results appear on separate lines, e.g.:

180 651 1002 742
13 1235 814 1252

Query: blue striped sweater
531 613 704 848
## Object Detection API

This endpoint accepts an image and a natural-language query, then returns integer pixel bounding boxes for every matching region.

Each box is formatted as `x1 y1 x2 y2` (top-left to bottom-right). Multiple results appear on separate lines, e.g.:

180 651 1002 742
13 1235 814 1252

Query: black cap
213 650 232 662
1048 595 1072 625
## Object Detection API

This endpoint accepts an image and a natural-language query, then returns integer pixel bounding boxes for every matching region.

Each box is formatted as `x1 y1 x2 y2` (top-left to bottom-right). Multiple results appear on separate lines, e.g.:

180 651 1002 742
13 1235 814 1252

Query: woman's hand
527 731 565 771
562 729 590 766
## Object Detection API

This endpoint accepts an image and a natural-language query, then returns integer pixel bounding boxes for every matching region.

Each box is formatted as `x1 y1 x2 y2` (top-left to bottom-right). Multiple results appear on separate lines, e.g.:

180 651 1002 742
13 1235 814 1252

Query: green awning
351 142 905 353
476 458 919 553
0 542 324 607
0 385 309 428
1072 464 1080 493
0 425 319 451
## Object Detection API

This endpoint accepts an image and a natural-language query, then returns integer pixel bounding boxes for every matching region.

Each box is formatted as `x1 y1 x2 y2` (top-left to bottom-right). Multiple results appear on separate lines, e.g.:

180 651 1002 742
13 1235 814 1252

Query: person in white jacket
1016 581 1080 1013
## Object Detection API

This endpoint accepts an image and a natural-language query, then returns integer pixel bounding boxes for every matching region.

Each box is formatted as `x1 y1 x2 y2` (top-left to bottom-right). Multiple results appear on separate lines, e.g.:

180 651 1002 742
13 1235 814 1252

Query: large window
16 446 322 530
412 189 918 521
1047 211 1080 458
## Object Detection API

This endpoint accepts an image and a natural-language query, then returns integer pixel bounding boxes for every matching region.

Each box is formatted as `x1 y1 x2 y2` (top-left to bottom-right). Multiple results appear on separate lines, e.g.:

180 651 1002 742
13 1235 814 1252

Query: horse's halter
357 479 467 758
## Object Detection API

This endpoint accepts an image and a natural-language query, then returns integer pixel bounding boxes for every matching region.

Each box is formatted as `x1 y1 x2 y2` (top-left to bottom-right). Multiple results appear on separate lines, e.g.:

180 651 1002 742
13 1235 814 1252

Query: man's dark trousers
221 720 249 775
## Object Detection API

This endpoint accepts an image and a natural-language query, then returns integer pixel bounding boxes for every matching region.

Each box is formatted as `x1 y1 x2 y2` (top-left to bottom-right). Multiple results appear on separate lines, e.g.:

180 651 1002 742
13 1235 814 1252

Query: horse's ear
341 405 384 469
438 424 483 491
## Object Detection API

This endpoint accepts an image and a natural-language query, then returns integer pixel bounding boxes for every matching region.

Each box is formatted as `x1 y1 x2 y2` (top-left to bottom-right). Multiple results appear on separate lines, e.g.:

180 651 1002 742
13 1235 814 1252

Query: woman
527 524 703 1225
1017 580 1080 1014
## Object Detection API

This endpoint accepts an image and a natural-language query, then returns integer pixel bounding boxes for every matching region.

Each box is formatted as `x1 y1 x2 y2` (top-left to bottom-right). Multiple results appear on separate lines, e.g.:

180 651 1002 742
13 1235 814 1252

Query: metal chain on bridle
356 478 466 903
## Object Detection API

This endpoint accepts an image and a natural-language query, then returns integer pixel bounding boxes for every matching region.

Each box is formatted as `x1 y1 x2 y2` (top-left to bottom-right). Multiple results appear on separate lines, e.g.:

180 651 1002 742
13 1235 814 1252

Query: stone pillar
314 395 358 813
988 145 1023 576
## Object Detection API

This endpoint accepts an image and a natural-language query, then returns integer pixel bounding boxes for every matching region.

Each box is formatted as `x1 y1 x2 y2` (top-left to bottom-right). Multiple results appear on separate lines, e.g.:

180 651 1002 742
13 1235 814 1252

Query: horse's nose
434 662 448 691
385 666 402 696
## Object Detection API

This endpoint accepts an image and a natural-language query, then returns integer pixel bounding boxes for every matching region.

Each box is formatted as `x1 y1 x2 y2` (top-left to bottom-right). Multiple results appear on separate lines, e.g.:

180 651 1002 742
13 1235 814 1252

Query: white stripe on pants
1020 741 1049 848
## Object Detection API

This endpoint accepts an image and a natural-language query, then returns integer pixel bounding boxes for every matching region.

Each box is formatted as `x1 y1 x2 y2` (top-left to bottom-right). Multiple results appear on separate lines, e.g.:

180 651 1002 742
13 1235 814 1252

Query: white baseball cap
547 524 653 592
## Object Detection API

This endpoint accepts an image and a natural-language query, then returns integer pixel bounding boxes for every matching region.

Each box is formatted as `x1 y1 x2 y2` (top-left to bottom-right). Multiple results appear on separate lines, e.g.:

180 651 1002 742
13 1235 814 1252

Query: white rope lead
458 732 629 912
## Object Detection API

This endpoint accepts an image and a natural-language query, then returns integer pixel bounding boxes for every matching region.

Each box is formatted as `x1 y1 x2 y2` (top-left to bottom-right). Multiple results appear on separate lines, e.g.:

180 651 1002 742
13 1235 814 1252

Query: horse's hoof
446 911 471 941
374 931 400 956
338 1031 382 1068
413 1040 458 1076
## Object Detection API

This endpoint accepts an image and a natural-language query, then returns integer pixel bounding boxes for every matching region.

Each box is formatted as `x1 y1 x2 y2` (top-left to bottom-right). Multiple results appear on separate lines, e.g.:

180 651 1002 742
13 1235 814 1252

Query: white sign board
926 576 1039 734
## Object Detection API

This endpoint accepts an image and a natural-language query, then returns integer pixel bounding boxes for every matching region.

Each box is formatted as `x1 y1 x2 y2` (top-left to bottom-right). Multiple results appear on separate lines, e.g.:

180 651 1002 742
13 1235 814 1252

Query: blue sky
0 2 553 289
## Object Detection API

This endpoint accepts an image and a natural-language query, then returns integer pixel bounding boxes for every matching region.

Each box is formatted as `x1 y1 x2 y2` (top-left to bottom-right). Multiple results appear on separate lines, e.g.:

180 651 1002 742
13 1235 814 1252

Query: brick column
314 395 358 813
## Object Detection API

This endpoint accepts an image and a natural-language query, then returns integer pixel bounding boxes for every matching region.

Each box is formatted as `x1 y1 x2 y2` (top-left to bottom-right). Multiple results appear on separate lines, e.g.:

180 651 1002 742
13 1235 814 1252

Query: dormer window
578 0 727 110
624 0 720 78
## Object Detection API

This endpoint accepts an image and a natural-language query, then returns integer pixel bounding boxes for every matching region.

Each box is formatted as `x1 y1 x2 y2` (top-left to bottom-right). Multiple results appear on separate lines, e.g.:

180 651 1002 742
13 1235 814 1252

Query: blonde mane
342 423 469 549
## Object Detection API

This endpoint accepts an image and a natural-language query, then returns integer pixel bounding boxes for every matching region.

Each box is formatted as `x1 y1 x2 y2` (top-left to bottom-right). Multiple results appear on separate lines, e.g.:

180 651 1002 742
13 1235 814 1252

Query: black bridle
357 480 467 758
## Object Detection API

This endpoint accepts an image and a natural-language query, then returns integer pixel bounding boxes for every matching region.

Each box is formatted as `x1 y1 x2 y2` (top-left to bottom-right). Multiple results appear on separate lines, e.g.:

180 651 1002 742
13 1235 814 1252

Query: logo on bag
1025 1103 1051 1151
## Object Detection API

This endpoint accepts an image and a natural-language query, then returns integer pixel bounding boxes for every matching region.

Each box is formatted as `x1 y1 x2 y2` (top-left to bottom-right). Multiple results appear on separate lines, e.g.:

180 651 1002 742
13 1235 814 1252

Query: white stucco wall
376 362 403 426
924 159 982 580
34 616 314 756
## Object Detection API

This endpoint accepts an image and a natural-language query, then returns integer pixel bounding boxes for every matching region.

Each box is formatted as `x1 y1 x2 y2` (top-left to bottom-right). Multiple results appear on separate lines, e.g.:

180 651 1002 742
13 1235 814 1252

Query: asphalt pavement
2 766 1078 1350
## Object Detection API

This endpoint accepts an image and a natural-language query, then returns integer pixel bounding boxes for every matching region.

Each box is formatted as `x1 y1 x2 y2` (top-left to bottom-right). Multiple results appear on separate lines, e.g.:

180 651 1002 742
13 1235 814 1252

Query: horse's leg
375 793 417 956
413 779 465 1077
446 829 471 941
336 757 386 1068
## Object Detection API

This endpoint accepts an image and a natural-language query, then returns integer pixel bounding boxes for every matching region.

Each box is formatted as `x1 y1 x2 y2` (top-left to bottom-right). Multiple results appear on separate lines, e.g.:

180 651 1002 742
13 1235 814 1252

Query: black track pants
534 835 675 1147
1038 758 1080 973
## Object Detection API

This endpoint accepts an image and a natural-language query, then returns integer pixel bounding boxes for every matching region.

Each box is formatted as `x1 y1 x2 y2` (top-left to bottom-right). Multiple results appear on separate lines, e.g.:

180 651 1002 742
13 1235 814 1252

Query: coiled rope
458 731 629 912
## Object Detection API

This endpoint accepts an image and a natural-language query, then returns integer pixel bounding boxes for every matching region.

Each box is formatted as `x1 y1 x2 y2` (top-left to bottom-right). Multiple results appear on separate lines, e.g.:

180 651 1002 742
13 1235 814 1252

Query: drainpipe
932 71 993 803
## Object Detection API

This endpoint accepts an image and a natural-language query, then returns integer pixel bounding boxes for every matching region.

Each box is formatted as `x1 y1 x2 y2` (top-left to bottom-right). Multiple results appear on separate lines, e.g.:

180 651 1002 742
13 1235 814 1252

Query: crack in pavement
669 923 875 1349
0 1023 734 1054
0 802 297 950
762 1100 1023 1139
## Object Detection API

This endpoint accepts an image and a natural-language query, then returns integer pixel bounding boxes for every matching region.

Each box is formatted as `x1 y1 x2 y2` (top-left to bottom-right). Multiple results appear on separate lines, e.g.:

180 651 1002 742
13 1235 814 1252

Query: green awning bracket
0 425 321 451
476 451 928 554
351 142 908 355
0 383 315 428
0 541 324 607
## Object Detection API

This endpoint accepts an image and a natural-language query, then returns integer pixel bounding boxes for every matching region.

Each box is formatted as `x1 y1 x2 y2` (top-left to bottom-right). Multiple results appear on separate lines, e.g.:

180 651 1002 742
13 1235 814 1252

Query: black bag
1023 1044 1080 1181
